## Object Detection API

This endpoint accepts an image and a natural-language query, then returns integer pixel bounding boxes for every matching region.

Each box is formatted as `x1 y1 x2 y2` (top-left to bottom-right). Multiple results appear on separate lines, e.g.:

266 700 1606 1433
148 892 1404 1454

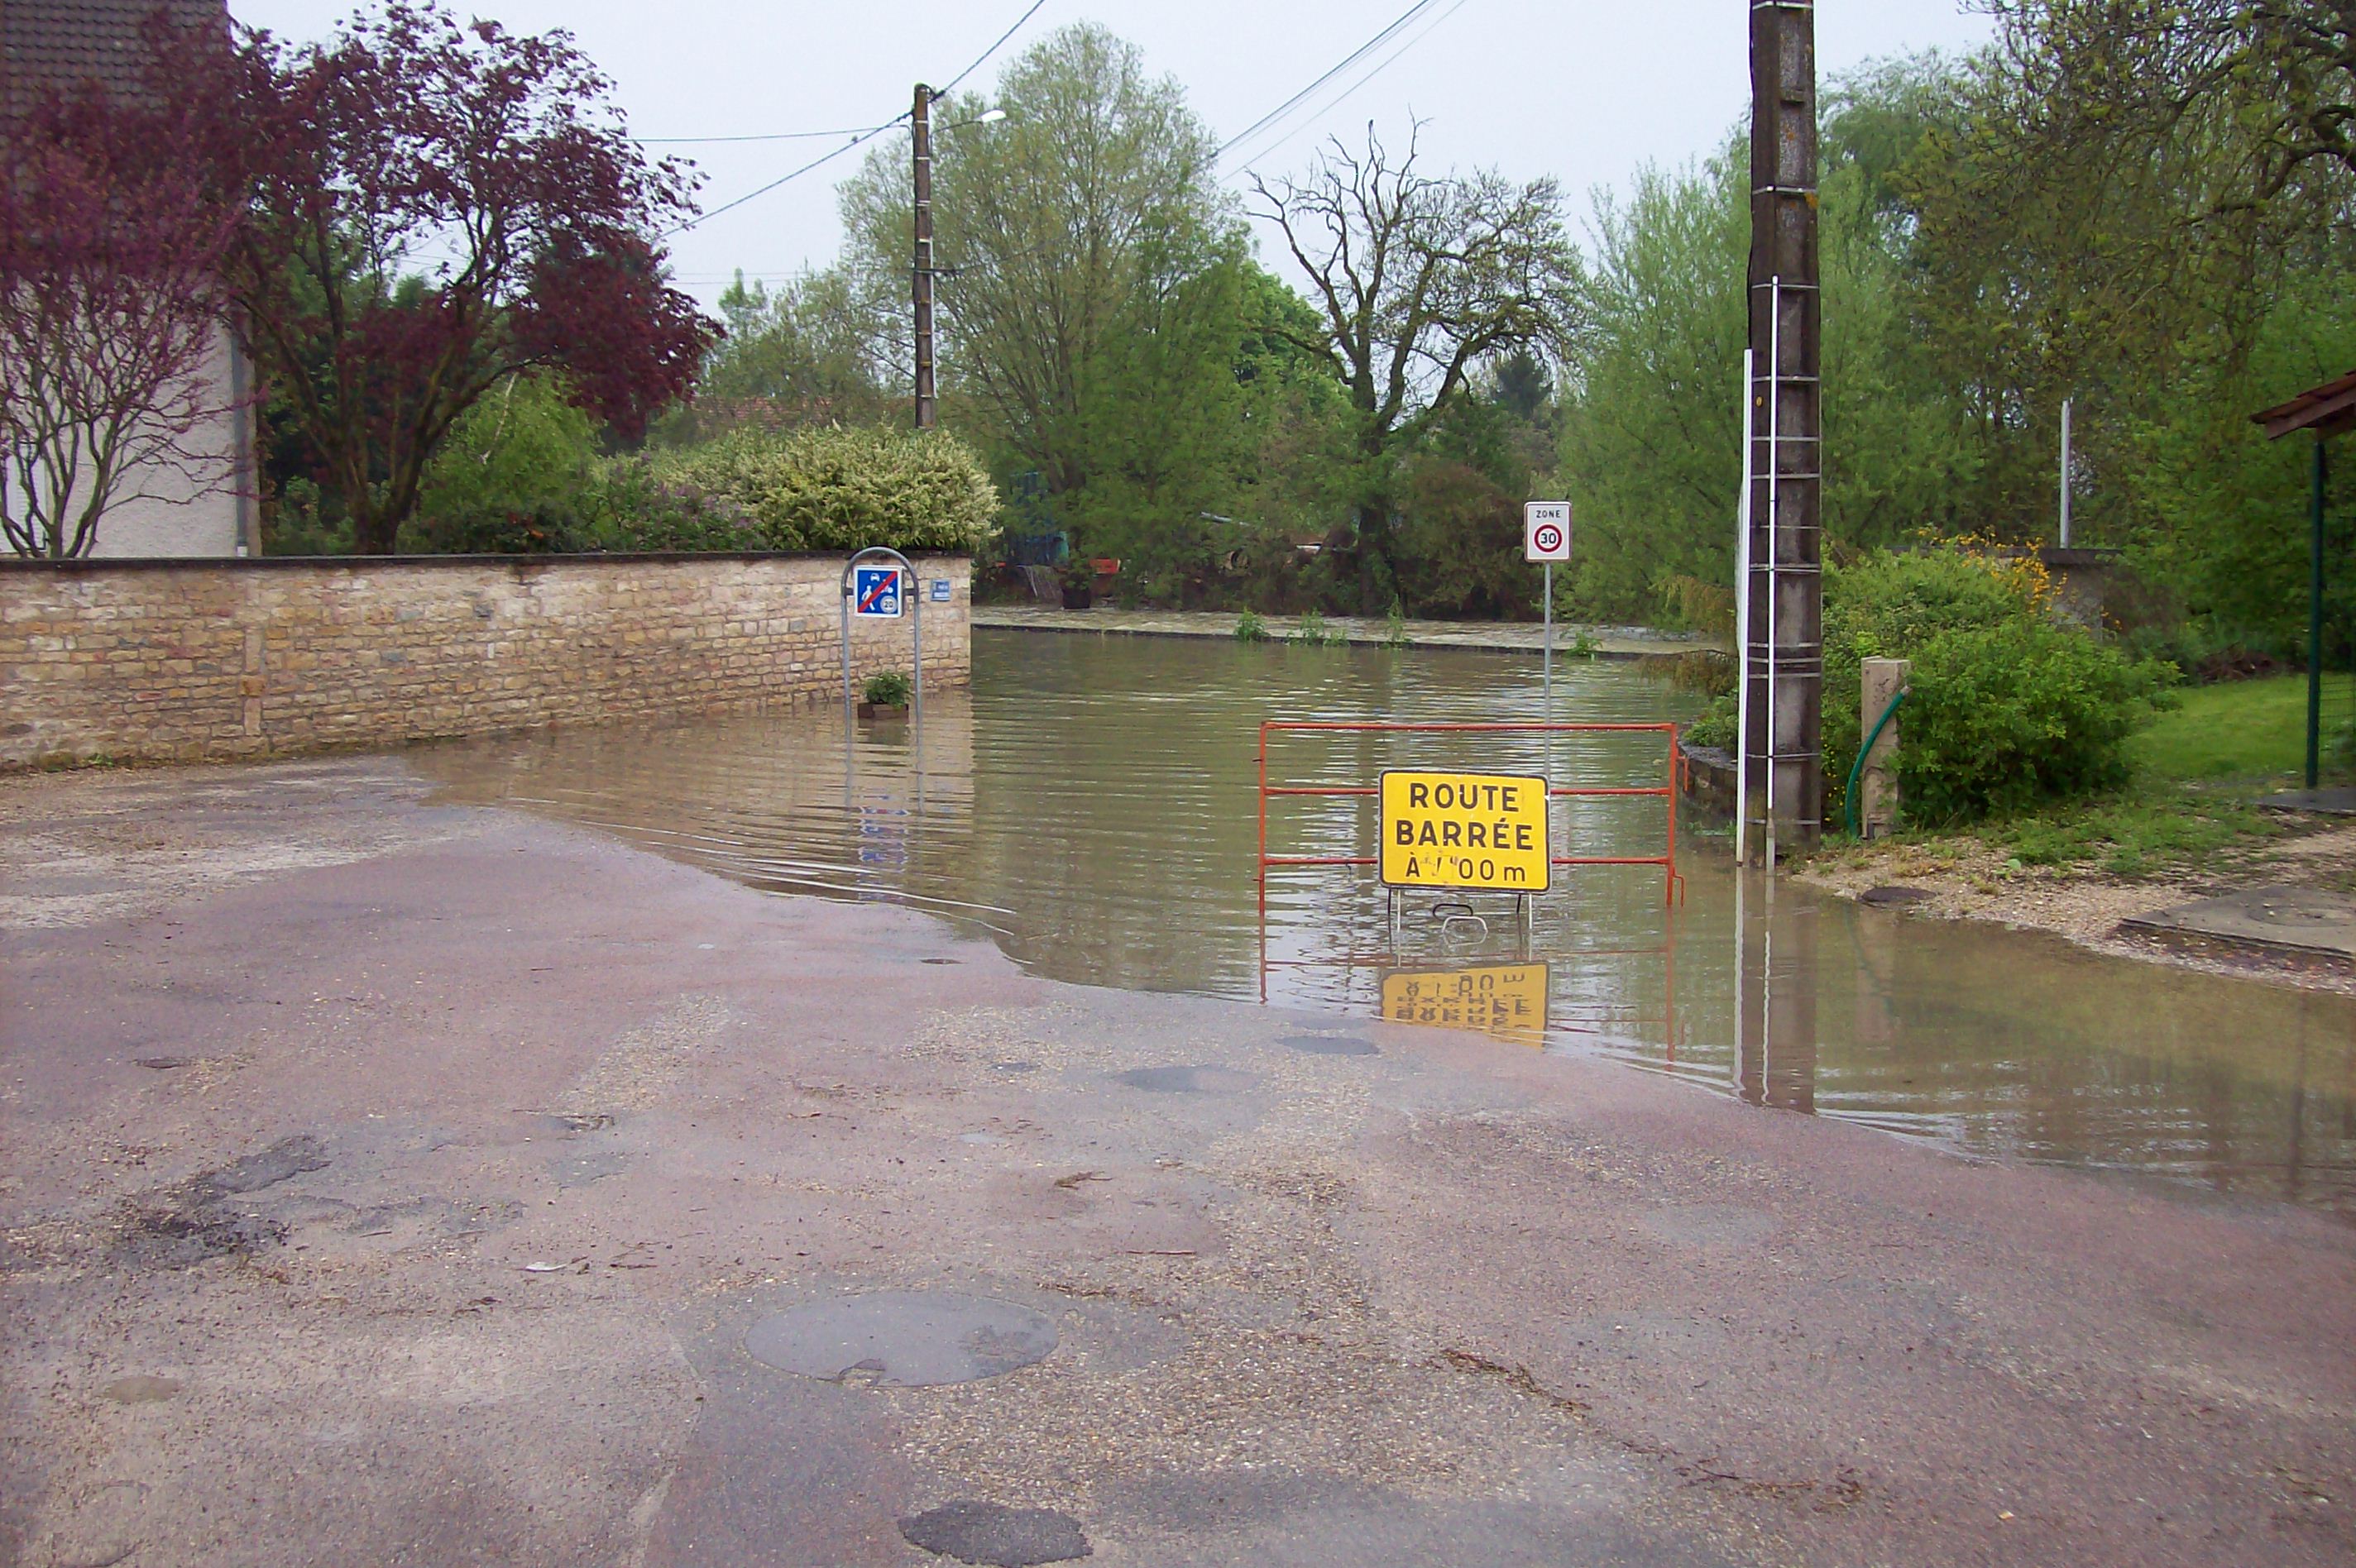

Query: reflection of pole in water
1734 869 1817 1112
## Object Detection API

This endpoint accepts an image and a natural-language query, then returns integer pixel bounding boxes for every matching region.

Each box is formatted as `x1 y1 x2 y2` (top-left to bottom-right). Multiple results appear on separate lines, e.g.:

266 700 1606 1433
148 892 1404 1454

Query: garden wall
0 552 970 769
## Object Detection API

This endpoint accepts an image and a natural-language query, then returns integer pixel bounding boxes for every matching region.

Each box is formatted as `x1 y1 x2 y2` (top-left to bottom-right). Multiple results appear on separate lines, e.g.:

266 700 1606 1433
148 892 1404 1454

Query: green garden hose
1843 688 1909 839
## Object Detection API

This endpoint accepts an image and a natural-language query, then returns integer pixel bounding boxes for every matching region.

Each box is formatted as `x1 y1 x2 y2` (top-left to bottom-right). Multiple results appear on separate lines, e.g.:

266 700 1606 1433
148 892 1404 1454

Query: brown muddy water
418 629 2356 1221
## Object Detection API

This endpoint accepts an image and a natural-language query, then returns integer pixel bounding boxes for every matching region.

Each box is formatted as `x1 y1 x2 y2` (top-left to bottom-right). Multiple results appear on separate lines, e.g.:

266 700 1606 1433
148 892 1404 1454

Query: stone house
0 0 258 557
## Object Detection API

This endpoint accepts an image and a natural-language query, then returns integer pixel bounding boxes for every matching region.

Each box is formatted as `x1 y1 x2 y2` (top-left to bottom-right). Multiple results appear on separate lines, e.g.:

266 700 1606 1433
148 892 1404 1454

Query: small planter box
856 701 909 719
1061 585 1094 610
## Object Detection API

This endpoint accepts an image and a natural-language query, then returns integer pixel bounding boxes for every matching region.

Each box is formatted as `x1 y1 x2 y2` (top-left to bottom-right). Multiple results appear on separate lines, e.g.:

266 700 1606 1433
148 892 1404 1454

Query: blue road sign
853 566 903 618
930 579 952 603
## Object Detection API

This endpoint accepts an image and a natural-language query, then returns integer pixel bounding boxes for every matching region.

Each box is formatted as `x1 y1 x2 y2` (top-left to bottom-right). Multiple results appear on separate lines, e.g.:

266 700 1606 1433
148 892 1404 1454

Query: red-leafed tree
165 2 717 554
0 87 242 559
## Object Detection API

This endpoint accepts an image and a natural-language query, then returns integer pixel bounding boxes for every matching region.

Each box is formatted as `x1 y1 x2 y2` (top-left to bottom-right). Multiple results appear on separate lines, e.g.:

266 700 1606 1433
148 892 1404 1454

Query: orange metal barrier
1256 719 1687 910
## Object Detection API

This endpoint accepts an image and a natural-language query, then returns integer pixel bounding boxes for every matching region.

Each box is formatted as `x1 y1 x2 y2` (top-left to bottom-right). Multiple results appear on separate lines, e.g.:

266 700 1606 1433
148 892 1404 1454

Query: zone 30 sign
1378 771 1550 892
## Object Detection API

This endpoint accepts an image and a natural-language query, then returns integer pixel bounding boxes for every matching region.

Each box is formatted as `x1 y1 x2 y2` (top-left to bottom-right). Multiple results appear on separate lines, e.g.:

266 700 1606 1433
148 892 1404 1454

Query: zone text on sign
1378 771 1549 892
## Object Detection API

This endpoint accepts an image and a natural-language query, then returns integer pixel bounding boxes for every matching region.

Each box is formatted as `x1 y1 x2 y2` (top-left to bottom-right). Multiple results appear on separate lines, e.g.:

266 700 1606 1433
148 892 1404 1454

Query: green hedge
386 391 995 557
654 427 998 552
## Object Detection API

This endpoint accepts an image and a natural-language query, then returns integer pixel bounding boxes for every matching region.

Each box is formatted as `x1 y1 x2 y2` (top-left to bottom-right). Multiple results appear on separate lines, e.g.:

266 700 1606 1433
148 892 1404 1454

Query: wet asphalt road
2 760 2353 1567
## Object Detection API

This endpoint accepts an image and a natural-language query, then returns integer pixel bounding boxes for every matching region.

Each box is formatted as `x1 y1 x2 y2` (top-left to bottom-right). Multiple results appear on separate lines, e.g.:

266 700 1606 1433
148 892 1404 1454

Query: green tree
837 22 1231 503
699 266 889 425
1552 150 1747 622
1555 57 1982 624
1899 7 2356 639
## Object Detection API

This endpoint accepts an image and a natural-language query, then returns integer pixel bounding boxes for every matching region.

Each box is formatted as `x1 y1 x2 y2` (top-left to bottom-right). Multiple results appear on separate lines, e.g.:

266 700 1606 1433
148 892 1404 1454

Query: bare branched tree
1249 124 1582 610
0 88 242 559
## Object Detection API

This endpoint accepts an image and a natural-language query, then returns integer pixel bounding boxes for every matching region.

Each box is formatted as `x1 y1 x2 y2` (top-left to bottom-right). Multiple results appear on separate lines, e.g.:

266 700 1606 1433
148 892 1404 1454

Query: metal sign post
1524 500 1573 708
840 546 925 744
1735 349 1754 869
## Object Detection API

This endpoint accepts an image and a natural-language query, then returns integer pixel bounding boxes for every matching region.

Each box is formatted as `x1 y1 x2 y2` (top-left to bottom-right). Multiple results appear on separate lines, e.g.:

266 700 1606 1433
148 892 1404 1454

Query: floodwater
418 630 2356 1221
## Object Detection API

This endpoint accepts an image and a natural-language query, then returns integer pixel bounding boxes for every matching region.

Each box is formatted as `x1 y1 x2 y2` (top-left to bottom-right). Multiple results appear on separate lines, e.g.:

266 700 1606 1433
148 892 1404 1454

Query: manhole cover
1279 1034 1379 1057
744 1291 1056 1386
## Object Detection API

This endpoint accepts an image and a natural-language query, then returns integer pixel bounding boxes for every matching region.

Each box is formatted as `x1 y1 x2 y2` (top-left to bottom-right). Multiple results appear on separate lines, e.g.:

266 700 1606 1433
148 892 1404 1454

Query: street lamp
911 89 1008 430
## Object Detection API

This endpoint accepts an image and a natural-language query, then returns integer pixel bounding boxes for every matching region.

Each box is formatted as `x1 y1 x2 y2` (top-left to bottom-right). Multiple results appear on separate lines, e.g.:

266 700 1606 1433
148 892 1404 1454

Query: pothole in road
743 1291 1057 1387
114 1135 329 1269
899 1499 1092 1566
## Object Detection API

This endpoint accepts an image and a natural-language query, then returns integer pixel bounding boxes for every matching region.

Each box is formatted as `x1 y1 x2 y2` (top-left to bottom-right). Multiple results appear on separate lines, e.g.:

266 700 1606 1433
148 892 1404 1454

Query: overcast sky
227 2 1995 306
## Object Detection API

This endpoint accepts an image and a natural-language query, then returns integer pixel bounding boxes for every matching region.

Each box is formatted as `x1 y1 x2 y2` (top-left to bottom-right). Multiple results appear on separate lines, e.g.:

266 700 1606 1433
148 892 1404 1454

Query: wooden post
1860 657 1908 840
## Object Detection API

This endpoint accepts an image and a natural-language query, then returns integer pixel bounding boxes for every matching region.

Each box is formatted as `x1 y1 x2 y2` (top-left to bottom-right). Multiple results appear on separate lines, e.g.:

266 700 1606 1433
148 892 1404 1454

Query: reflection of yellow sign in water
1378 771 1549 892
1379 964 1550 1048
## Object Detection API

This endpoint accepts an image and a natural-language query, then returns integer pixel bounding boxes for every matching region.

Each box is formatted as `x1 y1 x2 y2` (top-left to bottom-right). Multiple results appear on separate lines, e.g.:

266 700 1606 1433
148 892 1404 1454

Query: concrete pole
1860 657 1908 839
912 84 937 432
1745 0 1823 855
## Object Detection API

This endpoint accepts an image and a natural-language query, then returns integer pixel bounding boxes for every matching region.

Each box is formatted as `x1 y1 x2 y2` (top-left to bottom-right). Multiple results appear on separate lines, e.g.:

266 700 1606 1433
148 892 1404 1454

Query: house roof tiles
1 1 224 119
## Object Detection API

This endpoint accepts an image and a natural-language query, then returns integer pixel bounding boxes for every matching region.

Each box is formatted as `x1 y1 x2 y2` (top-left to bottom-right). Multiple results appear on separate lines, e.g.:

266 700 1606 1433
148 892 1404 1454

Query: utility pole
912 82 936 431
1744 0 1823 858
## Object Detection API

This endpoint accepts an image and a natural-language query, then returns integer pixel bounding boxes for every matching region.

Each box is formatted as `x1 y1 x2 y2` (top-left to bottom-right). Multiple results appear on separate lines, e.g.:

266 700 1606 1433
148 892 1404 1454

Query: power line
1214 0 1437 165
1228 0 1473 174
668 0 1048 237
640 125 880 146
937 0 1048 97
669 117 907 236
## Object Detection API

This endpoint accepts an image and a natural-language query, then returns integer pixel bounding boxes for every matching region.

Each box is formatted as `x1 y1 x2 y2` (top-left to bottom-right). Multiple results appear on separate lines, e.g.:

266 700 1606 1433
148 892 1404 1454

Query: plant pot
856 702 909 719
1061 586 1093 610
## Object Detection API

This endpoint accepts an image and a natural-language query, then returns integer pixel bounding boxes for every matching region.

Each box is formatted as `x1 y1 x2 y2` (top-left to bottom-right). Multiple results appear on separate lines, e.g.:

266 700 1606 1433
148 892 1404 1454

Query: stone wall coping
2 550 974 574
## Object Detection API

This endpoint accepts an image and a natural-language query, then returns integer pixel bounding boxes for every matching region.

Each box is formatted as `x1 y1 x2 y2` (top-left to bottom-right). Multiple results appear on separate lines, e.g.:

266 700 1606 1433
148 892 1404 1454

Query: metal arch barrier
1254 719 1688 914
840 547 923 738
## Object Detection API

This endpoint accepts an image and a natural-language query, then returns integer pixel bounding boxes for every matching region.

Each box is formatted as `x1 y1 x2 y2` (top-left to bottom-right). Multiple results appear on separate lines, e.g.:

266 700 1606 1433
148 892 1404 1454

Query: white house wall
86 322 252 560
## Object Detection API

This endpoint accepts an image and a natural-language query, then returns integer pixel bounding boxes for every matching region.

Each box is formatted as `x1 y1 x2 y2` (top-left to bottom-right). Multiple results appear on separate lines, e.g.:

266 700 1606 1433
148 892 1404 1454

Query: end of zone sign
853 565 904 618
1524 500 1571 563
1379 771 1549 892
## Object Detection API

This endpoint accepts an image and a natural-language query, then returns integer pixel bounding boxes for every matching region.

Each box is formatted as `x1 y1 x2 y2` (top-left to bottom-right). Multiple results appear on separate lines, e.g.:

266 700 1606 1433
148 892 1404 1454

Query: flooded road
418 629 2356 1220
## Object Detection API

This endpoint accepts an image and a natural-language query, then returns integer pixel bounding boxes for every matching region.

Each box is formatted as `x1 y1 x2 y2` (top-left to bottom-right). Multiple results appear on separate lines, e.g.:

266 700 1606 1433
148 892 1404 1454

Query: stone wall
0 552 970 769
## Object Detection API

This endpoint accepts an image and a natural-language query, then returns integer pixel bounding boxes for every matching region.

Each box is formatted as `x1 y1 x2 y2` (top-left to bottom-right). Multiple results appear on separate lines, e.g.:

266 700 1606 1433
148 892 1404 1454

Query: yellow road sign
1378 770 1549 892
1379 963 1550 1049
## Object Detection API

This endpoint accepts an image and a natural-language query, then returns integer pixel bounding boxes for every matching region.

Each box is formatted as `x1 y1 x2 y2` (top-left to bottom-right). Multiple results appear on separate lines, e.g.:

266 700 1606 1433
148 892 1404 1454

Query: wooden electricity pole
1744 0 1824 857
912 82 937 431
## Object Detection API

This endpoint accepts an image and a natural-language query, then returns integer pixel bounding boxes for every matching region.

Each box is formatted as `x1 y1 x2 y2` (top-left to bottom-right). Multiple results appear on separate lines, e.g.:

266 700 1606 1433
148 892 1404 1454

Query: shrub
657 425 997 552
1234 609 1269 643
587 462 763 552
1291 608 1344 647
1822 545 2062 825
1681 695 1736 751
1899 619 2171 823
862 671 912 707
409 375 601 553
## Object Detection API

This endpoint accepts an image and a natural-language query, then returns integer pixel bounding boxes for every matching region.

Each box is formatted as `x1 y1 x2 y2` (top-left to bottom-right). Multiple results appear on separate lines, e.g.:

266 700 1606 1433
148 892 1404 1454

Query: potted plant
857 670 912 719
1057 557 1094 610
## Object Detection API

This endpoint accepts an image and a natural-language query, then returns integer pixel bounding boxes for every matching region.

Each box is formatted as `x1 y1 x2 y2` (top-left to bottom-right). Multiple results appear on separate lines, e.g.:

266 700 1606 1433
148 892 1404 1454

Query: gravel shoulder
1793 820 2356 997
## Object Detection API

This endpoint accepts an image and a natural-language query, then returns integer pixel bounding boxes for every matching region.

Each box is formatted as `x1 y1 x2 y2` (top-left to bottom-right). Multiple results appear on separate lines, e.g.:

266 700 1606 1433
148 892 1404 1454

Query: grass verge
1831 672 2350 881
